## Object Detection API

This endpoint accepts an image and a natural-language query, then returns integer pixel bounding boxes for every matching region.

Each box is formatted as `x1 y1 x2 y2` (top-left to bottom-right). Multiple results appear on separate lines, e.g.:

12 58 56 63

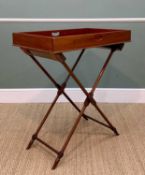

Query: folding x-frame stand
23 43 123 169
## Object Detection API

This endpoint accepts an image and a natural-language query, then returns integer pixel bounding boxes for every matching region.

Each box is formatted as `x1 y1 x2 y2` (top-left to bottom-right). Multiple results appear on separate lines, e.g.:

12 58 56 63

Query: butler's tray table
13 28 131 169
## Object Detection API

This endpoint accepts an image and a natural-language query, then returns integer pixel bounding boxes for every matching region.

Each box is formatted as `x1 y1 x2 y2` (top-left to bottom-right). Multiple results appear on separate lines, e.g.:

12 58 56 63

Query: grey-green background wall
0 0 145 88
0 0 144 18
0 22 145 88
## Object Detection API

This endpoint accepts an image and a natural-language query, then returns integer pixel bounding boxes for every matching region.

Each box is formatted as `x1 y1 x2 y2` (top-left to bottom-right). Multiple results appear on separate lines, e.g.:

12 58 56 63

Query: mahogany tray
13 28 131 53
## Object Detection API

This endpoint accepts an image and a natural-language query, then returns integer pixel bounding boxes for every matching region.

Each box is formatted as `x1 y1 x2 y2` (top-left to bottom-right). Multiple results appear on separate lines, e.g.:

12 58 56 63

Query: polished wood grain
13 28 131 53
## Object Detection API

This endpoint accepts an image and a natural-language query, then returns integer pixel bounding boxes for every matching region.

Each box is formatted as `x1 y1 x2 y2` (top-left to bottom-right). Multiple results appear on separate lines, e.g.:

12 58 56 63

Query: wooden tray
13 28 131 53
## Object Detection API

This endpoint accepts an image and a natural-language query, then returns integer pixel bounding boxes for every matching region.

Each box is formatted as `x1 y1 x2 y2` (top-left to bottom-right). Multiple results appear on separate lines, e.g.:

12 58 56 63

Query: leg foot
112 127 119 136
51 151 64 170
26 134 37 150
51 157 61 170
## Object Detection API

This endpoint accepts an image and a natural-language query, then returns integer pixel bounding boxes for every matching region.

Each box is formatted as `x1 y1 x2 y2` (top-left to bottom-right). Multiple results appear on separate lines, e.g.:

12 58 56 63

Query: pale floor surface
0 103 145 175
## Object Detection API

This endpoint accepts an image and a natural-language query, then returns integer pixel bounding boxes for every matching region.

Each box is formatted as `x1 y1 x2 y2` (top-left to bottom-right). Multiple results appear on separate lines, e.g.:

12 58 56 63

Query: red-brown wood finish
12 28 131 170
13 28 131 54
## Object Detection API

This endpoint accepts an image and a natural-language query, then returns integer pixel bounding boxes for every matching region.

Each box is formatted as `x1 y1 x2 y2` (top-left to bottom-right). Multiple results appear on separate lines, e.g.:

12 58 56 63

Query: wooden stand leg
26 91 61 149
93 102 119 135
52 99 89 169
59 47 119 136
27 50 88 121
